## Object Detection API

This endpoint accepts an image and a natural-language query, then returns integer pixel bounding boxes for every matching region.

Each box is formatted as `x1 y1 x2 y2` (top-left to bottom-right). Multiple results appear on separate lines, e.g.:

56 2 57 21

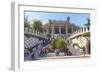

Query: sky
24 11 90 27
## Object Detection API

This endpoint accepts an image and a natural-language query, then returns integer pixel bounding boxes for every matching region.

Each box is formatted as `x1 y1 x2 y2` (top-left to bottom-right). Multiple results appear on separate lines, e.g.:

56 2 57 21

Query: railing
24 27 48 39
69 26 90 39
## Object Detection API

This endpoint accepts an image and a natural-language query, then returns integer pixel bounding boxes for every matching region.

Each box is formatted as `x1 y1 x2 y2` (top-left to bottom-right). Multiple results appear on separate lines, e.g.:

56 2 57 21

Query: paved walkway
46 52 64 57
37 52 90 60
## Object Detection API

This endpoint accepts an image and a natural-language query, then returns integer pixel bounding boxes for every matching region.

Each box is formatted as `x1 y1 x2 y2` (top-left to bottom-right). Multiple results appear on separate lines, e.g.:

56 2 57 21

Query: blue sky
24 11 90 27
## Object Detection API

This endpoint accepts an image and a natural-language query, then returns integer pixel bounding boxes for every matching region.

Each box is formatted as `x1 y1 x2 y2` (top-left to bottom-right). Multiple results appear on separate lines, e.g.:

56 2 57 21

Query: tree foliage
53 37 66 49
32 20 43 32
24 16 30 28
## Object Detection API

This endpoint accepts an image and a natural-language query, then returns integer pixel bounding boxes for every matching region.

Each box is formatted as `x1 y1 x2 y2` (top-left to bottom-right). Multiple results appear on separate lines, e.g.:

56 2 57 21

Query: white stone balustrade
24 27 48 39
69 26 90 39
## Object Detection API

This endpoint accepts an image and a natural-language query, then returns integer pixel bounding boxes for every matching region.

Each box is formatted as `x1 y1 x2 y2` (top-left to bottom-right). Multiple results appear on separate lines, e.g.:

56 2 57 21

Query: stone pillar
82 28 84 32
59 26 61 35
80 28 82 32
66 24 68 37
86 27 88 32
83 27 86 32
51 26 54 38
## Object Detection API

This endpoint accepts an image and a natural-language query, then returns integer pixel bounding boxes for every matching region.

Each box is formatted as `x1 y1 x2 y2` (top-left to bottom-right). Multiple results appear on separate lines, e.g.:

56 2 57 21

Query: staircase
24 36 49 60
68 41 81 56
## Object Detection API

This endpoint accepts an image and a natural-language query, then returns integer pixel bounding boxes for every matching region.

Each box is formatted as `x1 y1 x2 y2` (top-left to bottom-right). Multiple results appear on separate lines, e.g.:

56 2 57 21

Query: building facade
43 19 79 38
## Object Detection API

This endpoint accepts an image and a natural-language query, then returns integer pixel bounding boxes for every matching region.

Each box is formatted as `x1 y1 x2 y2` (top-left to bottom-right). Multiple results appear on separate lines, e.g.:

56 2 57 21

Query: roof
44 20 75 27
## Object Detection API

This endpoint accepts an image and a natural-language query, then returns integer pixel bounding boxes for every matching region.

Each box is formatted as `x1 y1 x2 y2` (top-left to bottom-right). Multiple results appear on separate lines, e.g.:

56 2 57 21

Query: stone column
86 27 88 32
51 26 54 38
66 24 68 37
59 26 61 35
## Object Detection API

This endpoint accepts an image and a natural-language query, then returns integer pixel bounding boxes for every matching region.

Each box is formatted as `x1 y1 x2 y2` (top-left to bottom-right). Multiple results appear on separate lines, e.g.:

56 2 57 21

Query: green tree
54 37 65 49
24 16 30 28
32 20 43 32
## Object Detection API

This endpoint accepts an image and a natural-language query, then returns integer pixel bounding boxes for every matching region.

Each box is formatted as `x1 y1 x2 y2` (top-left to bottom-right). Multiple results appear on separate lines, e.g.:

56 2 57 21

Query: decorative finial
67 16 70 22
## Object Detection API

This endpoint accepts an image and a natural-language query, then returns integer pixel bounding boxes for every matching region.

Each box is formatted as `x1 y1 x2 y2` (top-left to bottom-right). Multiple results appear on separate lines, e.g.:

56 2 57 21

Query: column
59 26 61 35
51 26 54 38
82 27 84 32
66 24 68 37
86 27 89 32
80 28 82 32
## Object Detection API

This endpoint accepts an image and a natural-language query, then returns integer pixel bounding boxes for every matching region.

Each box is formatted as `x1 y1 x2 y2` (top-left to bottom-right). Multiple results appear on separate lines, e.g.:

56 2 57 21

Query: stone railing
69 26 90 39
24 27 48 39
